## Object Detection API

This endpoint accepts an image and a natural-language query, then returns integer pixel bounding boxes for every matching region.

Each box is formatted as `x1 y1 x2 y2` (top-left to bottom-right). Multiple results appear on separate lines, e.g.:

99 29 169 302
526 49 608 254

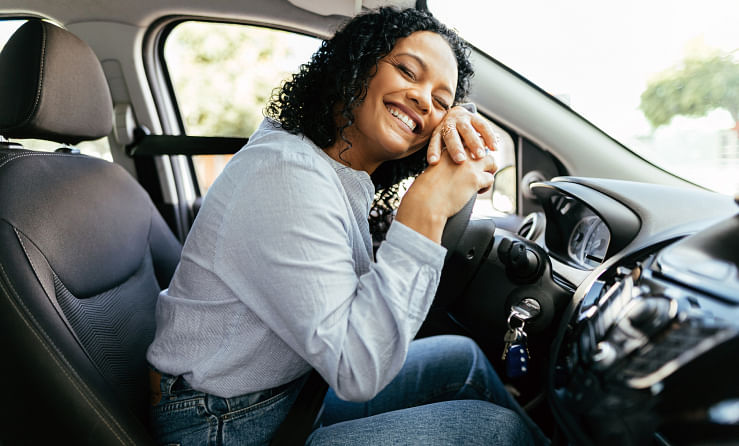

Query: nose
406 85 431 114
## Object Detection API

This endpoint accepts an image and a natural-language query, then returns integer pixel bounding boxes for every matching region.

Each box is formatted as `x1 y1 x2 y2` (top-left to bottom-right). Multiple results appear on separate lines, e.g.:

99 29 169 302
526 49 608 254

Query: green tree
165 22 318 138
640 52 739 134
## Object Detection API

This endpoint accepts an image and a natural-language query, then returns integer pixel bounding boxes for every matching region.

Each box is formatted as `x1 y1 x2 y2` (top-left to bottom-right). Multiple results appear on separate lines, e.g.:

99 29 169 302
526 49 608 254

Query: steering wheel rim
440 195 477 259
432 194 496 310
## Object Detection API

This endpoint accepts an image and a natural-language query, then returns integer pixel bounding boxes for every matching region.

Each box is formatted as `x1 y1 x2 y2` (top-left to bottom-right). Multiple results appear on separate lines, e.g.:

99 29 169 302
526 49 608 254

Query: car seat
0 20 181 444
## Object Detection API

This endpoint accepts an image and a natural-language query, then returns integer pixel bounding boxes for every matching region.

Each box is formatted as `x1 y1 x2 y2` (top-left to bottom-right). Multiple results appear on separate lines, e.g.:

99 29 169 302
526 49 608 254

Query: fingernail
429 155 438 163
453 152 466 162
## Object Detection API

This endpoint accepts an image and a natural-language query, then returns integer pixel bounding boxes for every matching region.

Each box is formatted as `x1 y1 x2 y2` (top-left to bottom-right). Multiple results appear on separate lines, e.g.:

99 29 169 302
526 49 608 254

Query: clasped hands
428 105 500 194
427 105 501 165
394 105 501 243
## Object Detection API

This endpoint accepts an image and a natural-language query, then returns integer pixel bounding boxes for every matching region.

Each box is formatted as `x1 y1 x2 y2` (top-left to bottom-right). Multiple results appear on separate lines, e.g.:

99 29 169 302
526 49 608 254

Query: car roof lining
1 0 415 30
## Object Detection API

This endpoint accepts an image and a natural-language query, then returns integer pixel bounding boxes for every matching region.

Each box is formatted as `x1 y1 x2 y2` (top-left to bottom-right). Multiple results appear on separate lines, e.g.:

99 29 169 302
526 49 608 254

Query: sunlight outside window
429 0 739 195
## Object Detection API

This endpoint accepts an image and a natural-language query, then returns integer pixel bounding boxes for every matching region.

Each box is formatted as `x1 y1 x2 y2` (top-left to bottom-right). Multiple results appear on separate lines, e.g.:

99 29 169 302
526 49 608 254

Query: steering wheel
431 195 497 310
440 195 477 259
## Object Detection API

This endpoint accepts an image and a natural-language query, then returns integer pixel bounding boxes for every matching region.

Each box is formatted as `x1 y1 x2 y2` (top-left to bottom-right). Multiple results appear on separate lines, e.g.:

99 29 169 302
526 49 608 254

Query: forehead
390 31 458 95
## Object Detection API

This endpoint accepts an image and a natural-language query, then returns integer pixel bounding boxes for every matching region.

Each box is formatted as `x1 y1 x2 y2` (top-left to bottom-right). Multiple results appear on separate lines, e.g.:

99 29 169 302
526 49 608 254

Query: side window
473 121 517 217
0 19 112 161
163 21 321 195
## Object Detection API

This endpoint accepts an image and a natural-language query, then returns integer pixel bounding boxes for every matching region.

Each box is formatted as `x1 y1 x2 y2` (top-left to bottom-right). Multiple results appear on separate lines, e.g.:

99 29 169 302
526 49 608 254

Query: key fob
505 344 529 378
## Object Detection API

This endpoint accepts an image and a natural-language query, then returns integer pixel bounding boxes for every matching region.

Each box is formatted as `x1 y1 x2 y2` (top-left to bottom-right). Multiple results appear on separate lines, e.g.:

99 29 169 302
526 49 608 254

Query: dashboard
437 176 737 444
567 214 609 269
525 178 739 445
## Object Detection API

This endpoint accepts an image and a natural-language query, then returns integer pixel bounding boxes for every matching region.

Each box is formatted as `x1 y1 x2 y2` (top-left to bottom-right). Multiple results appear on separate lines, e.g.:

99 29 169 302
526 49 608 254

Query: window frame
149 18 324 196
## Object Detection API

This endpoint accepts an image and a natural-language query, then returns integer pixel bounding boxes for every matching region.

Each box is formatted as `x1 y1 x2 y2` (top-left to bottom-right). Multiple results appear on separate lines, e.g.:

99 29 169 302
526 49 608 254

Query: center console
550 216 739 445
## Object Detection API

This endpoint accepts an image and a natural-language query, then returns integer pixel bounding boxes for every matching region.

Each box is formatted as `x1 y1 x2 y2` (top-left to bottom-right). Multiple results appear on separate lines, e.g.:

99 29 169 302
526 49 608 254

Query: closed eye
434 97 450 110
397 63 416 80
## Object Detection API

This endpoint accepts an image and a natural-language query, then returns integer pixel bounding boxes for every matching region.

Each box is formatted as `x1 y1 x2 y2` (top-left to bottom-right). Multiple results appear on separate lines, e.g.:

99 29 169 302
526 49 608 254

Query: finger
481 151 498 174
427 130 442 165
477 171 495 194
472 150 497 177
456 120 486 159
443 126 466 163
472 117 500 152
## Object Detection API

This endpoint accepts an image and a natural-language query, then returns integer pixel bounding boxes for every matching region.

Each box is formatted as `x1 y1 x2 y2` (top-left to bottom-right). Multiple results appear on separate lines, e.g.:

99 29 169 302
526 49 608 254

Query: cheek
425 111 447 136
353 100 376 129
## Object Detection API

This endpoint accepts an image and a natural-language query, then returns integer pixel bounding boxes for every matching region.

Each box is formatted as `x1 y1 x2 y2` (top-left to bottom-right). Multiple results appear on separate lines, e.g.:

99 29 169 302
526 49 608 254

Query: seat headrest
0 20 112 144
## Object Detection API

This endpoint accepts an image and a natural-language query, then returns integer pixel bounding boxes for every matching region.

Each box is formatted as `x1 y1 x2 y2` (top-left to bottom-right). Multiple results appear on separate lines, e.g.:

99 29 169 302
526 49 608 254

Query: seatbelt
270 369 329 446
126 132 247 156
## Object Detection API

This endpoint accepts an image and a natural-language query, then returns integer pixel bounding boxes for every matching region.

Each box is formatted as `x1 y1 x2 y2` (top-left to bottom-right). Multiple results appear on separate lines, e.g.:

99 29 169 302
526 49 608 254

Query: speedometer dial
568 215 611 268
583 220 610 267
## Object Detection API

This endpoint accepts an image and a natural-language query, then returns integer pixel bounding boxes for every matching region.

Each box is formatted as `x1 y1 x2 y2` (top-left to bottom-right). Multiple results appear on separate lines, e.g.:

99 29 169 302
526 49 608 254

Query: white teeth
387 106 416 131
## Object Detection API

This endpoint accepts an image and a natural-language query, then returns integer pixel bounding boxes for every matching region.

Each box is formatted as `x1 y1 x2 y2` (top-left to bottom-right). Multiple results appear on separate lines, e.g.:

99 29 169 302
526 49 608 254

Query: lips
385 102 422 134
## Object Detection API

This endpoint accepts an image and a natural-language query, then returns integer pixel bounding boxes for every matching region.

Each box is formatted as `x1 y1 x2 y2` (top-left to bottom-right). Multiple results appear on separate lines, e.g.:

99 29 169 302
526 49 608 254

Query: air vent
518 220 533 237
518 212 545 240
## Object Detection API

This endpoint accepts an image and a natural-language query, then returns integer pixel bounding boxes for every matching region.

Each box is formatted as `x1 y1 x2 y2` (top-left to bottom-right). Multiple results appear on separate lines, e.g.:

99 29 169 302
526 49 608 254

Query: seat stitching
13 226 105 374
0 151 81 169
27 22 46 126
0 261 135 445
0 262 132 444
5 22 47 132
15 227 39 280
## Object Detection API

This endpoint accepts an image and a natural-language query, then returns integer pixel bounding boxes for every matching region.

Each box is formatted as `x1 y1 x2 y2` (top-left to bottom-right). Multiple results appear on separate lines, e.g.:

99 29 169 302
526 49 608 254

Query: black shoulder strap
271 369 329 446
127 134 247 156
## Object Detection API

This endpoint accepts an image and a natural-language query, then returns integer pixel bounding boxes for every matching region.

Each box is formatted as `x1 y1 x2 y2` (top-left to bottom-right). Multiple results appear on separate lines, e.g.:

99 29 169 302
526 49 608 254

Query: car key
502 326 523 360
505 328 530 379
502 298 539 377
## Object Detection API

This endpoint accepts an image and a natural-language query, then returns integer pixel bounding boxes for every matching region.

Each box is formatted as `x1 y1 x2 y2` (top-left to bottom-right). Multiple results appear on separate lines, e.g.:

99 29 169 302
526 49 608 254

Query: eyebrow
395 52 455 97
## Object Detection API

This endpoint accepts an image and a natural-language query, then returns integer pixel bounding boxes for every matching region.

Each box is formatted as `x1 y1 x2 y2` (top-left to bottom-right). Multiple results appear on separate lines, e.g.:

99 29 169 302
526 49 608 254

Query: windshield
429 0 738 195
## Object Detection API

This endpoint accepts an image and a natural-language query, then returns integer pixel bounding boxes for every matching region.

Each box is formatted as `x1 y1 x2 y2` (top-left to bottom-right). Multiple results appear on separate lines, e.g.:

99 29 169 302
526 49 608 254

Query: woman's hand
395 148 497 244
427 105 500 165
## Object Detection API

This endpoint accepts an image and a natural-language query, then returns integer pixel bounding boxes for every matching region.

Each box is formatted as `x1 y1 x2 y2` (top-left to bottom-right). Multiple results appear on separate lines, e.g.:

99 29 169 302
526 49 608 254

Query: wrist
395 199 446 244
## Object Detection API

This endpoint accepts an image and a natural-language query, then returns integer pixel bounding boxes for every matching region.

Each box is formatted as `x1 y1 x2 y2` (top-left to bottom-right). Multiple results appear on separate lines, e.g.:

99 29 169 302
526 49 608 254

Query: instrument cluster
567 214 610 269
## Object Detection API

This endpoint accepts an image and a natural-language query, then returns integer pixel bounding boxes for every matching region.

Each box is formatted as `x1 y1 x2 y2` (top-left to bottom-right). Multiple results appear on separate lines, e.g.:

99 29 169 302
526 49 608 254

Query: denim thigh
149 371 306 446
316 335 547 445
319 335 519 423
308 399 534 446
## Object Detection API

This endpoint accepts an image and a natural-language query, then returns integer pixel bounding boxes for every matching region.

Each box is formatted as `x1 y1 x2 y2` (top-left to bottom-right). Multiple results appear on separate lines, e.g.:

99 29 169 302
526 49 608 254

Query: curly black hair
266 7 473 244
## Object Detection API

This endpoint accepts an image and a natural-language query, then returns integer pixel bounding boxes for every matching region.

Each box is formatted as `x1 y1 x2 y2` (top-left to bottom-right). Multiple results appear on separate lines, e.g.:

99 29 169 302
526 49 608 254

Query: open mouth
386 104 421 134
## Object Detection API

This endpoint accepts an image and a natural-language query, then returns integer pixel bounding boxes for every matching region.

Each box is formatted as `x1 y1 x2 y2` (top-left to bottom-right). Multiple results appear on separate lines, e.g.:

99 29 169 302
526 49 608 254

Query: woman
147 7 543 445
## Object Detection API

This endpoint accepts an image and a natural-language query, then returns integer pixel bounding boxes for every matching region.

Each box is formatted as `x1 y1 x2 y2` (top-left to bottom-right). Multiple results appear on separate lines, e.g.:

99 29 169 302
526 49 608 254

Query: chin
377 139 415 160
387 145 422 161
389 135 426 157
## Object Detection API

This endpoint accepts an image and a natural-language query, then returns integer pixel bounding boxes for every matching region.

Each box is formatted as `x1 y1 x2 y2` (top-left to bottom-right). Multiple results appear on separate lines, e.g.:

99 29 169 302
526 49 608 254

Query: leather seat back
0 20 181 444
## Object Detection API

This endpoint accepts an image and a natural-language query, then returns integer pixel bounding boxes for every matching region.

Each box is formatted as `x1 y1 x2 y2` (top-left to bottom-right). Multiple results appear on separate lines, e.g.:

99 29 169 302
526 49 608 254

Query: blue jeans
149 367 306 445
149 335 546 445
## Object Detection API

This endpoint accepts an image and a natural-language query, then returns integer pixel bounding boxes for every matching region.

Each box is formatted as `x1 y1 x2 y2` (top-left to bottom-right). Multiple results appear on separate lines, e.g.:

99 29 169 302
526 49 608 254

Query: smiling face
327 31 458 173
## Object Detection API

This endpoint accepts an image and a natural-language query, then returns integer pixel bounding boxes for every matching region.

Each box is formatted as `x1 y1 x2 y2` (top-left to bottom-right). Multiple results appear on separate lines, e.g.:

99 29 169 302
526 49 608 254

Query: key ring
507 313 526 331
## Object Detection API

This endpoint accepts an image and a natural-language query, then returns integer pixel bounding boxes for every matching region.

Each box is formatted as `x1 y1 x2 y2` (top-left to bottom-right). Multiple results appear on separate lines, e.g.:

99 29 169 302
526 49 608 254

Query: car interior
0 0 737 445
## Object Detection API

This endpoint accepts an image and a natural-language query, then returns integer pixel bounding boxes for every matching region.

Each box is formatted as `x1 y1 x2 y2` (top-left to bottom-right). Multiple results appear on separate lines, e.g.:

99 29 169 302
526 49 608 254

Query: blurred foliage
165 22 319 137
492 165 516 213
640 51 739 131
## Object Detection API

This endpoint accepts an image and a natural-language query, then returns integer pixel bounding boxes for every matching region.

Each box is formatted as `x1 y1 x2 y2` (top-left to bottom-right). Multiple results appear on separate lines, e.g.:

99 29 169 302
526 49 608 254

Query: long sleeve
147 120 448 400
214 146 446 401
